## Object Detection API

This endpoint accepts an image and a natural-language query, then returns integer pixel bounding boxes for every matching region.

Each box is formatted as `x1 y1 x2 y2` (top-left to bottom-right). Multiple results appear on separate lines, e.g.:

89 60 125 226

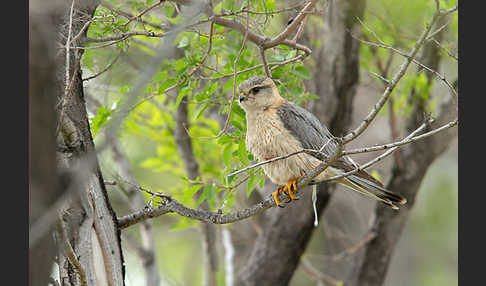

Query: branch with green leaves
114 0 457 229
117 106 457 228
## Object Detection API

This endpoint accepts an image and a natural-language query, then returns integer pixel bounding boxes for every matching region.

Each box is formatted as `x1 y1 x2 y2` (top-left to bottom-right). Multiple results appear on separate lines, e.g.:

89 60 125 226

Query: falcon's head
237 76 282 112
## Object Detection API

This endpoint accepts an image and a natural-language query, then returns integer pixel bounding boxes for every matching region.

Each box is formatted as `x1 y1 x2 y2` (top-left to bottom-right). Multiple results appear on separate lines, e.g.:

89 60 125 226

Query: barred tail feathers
338 175 407 210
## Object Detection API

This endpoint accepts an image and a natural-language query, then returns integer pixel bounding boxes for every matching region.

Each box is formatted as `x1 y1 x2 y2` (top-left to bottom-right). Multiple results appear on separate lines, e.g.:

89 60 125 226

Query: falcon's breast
245 108 322 185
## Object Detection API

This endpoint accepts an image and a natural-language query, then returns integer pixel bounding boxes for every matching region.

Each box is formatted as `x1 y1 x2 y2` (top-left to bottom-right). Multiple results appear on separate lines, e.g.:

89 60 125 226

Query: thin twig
199 53 305 81
330 232 377 260
430 38 458 61
301 258 341 286
65 0 75 96
188 1 251 140
118 140 342 228
343 5 444 144
325 119 431 183
101 0 168 30
55 0 78 137
262 0 318 49
122 0 164 28
82 49 122 81
353 36 458 102
260 48 271 77
85 31 166 43
227 116 456 179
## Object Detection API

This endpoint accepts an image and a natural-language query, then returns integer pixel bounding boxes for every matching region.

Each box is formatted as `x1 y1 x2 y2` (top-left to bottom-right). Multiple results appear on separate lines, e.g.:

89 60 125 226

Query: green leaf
232 104 246 119
246 174 257 197
217 134 233 145
292 65 311 80
203 184 215 202
175 92 186 109
223 0 232 10
89 105 113 138
140 157 162 168
258 173 265 188
238 140 249 165
192 103 209 121
187 184 202 197
177 36 190 49
229 119 244 131
82 49 94 72
222 144 233 167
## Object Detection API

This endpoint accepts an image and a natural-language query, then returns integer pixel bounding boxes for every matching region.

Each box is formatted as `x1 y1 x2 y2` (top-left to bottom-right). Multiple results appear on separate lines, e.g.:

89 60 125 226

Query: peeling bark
49 1 125 285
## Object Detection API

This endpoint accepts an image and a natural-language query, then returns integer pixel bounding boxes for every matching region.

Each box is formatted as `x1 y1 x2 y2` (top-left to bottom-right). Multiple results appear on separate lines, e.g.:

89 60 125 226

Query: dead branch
342 5 445 144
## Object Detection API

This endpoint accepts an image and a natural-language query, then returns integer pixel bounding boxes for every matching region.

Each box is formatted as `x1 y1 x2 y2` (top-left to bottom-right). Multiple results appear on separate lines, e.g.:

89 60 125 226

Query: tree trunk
49 1 125 285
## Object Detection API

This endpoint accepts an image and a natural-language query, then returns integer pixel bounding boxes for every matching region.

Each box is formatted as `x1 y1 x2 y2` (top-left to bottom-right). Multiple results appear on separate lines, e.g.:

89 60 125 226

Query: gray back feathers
276 102 336 156
276 102 386 187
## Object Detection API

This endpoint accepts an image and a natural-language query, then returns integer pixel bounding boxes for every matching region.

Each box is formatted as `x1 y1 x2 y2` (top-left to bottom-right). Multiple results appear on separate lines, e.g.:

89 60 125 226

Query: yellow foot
272 186 285 207
272 180 299 207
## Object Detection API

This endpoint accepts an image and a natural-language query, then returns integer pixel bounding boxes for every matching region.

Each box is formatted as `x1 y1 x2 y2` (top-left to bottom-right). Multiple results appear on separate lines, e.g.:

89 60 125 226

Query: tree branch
342 5 444 144
118 140 342 228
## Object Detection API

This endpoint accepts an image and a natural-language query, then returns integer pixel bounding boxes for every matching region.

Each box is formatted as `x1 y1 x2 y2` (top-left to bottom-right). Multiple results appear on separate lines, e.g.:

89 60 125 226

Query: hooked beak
239 92 247 102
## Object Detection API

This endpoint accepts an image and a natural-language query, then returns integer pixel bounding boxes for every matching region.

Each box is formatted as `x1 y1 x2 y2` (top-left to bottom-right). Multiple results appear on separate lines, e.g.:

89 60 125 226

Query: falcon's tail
340 175 407 210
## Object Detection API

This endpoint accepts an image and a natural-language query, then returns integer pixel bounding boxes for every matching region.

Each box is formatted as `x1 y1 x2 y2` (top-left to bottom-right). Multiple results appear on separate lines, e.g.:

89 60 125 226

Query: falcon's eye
251 87 260 94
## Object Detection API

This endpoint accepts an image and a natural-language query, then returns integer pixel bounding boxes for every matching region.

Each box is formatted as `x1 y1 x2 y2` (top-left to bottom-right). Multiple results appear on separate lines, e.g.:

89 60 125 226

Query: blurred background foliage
82 0 457 285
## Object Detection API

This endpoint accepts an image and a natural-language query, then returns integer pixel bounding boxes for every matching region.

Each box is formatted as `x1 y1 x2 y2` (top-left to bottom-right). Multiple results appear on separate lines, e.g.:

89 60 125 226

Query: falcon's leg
273 186 286 208
283 180 299 203
272 180 299 207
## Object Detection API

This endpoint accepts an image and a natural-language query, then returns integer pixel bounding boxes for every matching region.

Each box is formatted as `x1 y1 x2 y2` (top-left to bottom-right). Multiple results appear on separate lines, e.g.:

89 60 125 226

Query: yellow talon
273 181 299 207
273 190 281 206
272 186 285 207
283 180 298 200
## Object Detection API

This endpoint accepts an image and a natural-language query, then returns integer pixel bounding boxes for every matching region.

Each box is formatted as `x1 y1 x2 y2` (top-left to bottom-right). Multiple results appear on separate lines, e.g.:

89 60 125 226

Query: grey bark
49 1 126 285
236 1 366 285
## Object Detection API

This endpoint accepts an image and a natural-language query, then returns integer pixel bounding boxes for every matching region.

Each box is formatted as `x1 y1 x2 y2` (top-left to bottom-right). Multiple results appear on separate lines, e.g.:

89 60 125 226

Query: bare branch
118 140 342 228
356 36 458 101
65 0 75 96
343 6 444 144
330 232 377 261
85 31 166 43
121 0 164 28
211 2 314 55
260 48 271 77
199 53 306 80
100 1 168 31
342 118 457 156
82 49 122 81
301 258 342 286
324 119 431 183
262 0 318 49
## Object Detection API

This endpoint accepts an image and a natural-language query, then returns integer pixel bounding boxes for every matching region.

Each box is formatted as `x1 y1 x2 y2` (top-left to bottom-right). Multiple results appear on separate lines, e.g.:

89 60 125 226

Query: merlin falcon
237 76 406 209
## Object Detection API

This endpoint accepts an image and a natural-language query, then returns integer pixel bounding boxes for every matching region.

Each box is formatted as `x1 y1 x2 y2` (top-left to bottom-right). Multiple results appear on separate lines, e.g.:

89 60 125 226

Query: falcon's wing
276 102 335 152
276 102 385 188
